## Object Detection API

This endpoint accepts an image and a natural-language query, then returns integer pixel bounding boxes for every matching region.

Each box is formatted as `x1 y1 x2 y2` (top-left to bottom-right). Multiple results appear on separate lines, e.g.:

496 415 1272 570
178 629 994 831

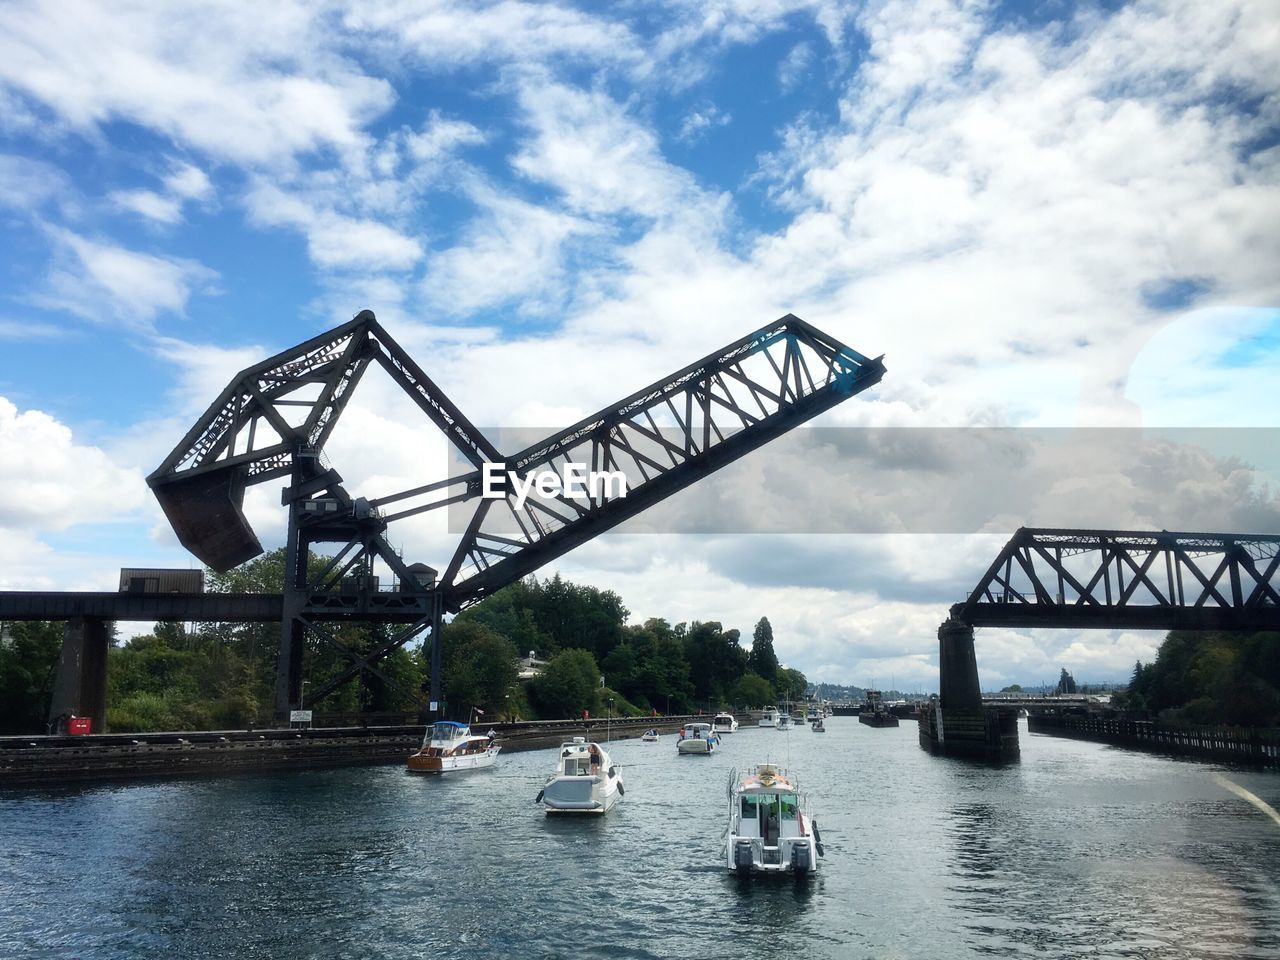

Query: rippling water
2 719 1279 959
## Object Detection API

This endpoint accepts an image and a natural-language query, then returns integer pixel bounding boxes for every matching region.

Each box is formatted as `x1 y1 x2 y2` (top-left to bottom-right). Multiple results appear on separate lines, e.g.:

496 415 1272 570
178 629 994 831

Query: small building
517 650 547 681
118 568 204 594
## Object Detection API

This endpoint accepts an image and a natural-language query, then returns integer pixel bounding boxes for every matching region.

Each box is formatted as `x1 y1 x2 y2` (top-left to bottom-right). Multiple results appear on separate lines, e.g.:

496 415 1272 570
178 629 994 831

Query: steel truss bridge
953 528 1280 631
0 310 886 726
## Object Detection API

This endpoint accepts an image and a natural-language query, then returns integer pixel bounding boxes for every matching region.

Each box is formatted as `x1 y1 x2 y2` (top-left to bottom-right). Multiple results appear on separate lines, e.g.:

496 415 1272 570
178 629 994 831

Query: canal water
2 719 1279 960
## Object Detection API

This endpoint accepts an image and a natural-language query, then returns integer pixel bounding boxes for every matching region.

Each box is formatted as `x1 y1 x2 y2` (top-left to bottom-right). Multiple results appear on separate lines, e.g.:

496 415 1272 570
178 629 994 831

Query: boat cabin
417 720 491 757
681 722 713 739
558 738 604 776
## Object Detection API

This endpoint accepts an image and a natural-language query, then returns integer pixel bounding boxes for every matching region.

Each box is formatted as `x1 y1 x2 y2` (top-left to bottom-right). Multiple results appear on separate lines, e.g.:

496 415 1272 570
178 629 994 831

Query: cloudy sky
1 0 1277 690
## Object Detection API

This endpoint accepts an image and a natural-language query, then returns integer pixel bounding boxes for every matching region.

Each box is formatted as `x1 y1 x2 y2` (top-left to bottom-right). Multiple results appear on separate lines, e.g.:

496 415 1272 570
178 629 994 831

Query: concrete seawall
0 715 724 786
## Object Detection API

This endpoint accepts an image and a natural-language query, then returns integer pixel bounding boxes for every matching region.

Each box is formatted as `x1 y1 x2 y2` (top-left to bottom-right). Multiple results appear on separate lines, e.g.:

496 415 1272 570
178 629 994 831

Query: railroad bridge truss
926 528 1280 760
1 310 886 730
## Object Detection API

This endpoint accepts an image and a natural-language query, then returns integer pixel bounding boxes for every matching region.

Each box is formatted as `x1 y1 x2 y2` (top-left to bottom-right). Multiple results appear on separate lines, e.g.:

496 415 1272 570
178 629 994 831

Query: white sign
290 710 313 723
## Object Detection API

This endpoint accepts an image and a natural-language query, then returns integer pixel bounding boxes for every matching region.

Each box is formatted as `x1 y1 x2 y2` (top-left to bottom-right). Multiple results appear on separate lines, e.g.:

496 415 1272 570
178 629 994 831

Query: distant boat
406 720 500 774
725 764 823 877
810 718 826 733
641 729 660 742
858 690 899 728
758 707 779 728
678 722 720 755
713 713 739 734
535 738 624 814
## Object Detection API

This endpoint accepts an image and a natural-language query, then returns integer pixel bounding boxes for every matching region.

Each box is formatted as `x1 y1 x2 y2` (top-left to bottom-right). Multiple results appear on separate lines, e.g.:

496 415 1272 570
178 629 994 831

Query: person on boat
588 743 601 774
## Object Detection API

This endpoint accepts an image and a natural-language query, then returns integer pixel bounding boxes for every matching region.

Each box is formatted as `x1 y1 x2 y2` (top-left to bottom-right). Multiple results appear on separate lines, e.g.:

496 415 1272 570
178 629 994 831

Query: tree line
1112 630 1280 726
0 553 807 733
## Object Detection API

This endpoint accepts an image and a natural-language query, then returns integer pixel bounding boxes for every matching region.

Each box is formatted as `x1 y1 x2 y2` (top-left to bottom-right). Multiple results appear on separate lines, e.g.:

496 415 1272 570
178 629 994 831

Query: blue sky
1 0 1278 688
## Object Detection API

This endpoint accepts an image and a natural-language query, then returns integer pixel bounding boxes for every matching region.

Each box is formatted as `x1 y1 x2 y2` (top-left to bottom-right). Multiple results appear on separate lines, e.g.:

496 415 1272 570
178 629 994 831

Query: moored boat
677 722 719 754
858 689 900 727
407 720 500 773
758 707 779 728
535 738 624 814
725 764 823 877
712 713 739 734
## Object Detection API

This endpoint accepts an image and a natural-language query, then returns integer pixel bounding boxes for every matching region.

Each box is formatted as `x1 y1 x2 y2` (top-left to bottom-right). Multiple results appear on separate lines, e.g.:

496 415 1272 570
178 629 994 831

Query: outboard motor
734 840 755 873
791 843 812 873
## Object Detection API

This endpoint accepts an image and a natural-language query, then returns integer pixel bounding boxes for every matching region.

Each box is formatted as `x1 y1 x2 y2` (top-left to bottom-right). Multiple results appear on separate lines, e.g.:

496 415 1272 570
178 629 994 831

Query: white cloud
0 0 393 168
37 227 218 328
677 104 732 143
0 396 146 533
108 188 183 224
0 153 71 211
245 181 423 271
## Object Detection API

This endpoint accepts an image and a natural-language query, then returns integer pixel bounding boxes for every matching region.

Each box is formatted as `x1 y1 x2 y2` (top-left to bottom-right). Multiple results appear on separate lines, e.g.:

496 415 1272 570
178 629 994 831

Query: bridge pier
919 617 1019 762
47 616 110 734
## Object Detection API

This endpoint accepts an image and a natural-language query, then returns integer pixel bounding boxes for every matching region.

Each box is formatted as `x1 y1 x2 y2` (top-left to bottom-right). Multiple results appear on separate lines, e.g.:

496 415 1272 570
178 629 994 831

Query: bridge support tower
47 616 110 734
919 617 1019 761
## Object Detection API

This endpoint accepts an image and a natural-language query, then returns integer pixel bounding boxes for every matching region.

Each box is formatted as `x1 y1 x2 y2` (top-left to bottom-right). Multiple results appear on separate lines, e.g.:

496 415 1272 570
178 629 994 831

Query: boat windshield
433 722 465 740
740 792 800 820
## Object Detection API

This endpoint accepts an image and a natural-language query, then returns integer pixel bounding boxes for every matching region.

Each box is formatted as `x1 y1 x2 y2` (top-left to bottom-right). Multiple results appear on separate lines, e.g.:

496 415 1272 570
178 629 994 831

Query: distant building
517 650 547 681
118 568 204 593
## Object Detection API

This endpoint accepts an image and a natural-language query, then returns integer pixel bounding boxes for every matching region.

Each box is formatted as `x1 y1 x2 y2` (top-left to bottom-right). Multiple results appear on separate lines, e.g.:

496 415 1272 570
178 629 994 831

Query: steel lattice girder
954 527 1280 630
150 310 884 597
439 314 884 608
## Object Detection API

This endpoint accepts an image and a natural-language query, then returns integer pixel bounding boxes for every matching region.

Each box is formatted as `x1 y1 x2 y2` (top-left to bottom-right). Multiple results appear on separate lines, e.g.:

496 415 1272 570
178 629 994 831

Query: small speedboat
677 722 719 754
776 714 792 731
811 718 826 733
641 729 660 742
407 720 500 774
712 713 739 734
535 738 624 814
725 764 823 877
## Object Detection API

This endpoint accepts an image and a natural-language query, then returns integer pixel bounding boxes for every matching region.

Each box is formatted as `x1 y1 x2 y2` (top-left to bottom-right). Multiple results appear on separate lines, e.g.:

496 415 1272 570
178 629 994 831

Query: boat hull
859 713 899 727
727 836 820 876
407 745 500 773
677 737 716 754
541 775 621 814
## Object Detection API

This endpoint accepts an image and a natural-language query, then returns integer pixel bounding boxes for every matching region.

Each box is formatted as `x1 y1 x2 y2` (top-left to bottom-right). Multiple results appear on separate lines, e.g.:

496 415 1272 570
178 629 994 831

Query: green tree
748 617 779 682
775 666 808 703
730 671 774 709
1055 668 1077 695
440 620 518 719
683 621 748 706
0 621 64 734
530 648 601 718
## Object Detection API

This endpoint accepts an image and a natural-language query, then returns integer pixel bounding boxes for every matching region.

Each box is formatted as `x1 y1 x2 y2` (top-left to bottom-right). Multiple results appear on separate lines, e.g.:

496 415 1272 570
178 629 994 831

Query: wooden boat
407 720 500 773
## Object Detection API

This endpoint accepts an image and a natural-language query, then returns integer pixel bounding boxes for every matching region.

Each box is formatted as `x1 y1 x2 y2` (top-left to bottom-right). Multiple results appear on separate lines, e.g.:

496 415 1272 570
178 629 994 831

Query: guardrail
1028 715 1280 767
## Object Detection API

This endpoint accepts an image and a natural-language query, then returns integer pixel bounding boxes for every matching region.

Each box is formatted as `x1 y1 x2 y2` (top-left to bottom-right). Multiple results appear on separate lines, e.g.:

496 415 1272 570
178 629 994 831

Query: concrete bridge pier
919 617 1019 761
47 616 110 734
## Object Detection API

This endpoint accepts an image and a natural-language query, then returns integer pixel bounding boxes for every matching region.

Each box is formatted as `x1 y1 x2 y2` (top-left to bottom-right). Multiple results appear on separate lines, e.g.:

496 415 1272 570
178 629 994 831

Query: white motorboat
758 707 779 728
776 713 792 730
641 728 660 742
535 738 624 814
677 722 719 754
406 720 500 774
810 718 826 733
725 764 823 877
712 713 739 734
